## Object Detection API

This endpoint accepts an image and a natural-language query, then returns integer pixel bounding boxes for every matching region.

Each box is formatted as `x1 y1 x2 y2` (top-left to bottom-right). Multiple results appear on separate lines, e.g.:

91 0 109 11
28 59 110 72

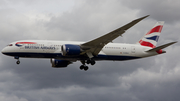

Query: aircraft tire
84 66 89 71
90 60 96 65
80 65 84 70
16 61 20 64
86 60 91 64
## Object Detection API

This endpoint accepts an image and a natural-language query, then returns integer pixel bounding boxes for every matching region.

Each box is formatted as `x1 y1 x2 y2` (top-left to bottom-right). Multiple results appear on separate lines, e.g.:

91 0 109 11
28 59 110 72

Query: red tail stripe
139 40 156 48
146 25 163 35
16 42 37 44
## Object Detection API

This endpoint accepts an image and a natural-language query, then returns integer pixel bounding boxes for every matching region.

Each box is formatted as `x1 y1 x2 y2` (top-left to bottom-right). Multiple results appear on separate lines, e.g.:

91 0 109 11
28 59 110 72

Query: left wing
80 15 149 57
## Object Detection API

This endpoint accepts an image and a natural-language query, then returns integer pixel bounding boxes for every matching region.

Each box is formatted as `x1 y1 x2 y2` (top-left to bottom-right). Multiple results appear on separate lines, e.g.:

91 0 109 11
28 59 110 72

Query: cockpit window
8 44 13 46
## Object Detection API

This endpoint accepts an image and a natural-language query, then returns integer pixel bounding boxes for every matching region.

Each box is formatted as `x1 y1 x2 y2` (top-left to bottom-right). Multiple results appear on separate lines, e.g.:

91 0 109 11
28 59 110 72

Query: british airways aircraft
1 15 177 71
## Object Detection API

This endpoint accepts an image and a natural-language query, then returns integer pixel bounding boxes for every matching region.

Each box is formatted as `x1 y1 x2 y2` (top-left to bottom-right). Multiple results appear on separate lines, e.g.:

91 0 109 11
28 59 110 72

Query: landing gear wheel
80 65 84 70
86 59 96 65
86 60 91 64
79 65 89 71
90 60 96 65
80 60 90 71
16 61 20 64
14 56 20 65
84 66 89 71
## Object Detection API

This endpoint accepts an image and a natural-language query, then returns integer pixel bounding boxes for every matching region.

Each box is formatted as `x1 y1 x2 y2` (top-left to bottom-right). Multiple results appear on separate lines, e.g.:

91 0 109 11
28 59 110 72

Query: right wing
81 15 149 57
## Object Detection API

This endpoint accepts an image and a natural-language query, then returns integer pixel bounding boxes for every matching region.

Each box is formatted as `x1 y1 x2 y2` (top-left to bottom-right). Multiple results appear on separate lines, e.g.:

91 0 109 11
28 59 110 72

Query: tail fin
137 21 164 48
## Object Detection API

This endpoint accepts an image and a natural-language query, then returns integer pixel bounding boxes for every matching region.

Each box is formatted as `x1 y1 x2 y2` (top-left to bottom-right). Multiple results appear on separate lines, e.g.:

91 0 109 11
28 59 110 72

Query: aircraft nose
1 48 5 54
1 47 7 54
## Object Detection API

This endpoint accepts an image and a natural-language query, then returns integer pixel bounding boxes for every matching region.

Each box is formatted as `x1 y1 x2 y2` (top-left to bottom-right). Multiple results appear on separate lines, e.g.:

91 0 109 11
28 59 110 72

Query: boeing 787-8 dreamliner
1 15 177 71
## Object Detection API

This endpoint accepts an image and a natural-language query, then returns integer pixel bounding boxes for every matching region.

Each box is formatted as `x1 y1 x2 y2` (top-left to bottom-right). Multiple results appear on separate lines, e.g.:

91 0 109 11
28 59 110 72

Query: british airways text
25 46 56 50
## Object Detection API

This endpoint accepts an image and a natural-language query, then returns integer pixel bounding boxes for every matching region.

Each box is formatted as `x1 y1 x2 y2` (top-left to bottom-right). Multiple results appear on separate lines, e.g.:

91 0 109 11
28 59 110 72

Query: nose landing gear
16 60 20 64
14 56 20 65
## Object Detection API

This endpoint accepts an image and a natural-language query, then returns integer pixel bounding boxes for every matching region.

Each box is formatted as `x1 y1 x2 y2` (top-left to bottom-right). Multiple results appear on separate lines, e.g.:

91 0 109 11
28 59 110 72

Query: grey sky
0 0 180 101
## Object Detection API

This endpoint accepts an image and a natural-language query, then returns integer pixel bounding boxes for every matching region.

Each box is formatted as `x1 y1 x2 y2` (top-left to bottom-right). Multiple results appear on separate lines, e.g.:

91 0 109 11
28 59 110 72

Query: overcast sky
0 0 180 101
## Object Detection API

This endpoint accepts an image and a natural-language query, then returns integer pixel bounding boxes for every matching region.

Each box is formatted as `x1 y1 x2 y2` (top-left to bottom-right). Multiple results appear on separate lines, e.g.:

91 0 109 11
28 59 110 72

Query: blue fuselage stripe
3 52 141 61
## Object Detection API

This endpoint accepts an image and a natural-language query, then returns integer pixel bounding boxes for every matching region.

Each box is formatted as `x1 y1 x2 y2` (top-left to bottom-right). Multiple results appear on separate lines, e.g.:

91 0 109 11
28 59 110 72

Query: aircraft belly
3 52 60 58
4 51 141 61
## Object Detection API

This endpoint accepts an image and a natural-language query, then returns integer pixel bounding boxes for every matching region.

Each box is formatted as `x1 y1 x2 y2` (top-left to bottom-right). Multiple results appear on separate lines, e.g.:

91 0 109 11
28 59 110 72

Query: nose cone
1 48 6 54
2 46 15 56
1 47 9 55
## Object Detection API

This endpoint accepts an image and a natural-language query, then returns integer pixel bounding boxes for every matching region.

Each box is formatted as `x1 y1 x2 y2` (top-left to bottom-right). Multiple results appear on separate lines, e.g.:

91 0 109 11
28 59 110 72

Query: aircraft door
131 46 136 54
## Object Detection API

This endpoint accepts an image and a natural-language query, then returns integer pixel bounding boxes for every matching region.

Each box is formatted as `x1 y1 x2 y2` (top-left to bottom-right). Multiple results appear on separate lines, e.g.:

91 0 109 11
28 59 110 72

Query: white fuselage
1 40 159 61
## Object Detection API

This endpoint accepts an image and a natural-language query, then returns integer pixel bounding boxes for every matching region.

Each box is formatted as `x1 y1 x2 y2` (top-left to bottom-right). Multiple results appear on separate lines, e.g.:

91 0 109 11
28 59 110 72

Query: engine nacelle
61 44 81 56
50 59 71 68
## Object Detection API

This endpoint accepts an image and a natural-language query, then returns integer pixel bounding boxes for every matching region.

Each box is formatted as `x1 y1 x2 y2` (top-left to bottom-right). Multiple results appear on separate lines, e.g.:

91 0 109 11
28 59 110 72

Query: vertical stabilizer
137 21 164 48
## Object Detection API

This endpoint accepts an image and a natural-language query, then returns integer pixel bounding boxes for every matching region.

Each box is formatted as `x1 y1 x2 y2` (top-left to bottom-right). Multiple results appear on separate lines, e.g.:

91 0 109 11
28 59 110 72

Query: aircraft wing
80 15 149 57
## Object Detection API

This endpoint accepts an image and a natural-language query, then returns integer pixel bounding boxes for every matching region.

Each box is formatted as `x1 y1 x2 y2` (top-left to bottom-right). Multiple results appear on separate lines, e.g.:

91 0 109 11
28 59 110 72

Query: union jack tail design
137 21 164 48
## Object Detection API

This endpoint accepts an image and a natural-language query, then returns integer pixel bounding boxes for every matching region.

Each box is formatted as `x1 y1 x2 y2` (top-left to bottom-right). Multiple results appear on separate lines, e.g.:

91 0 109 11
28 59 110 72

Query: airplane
1 15 177 71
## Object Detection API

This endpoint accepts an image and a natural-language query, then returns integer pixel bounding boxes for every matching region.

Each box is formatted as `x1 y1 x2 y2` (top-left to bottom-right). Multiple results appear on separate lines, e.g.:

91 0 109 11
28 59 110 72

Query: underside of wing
81 15 149 56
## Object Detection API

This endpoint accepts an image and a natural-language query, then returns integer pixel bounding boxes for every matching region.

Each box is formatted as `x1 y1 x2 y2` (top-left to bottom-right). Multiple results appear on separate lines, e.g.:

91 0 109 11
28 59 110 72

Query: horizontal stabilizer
146 41 177 52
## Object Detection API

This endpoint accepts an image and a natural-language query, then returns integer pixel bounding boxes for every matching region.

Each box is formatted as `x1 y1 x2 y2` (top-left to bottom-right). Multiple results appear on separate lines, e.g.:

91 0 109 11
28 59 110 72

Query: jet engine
50 58 71 68
61 44 81 56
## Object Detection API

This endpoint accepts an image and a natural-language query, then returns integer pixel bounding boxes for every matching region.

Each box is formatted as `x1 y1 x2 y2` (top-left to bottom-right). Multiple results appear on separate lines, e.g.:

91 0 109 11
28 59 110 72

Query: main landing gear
80 65 89 71
80 59 96 71
14 56 20 65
